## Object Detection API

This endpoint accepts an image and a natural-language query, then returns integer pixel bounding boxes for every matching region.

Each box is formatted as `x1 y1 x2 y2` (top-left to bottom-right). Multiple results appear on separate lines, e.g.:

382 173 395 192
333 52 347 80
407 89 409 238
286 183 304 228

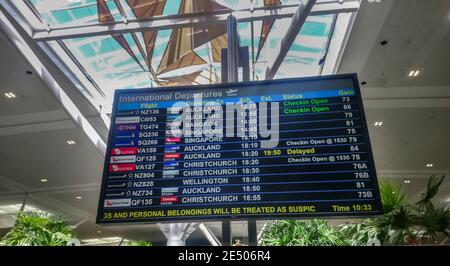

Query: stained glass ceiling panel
46 10 336 98
4 0 359 120
29 0 122 26
62 34 154 103
27 0 326 28
237 14 335 81
276 14 335 79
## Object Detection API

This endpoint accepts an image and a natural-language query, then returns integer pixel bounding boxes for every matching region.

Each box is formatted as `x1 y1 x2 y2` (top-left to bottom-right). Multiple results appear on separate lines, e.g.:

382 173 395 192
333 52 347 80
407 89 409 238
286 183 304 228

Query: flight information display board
97 74 382 224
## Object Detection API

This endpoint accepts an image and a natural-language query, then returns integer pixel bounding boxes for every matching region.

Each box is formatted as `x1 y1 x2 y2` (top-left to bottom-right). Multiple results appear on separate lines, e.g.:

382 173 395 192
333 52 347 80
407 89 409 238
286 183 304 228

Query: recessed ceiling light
67 140 76 145
76 196 82 200
408 70 420 77
4 92 16 98
404 180 411 184
374 121 383 126
40 178 48 183
426 163 434 168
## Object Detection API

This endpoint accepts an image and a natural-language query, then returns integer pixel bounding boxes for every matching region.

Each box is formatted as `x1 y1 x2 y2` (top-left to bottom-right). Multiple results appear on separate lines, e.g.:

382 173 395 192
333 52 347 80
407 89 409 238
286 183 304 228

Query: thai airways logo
104 198 131 208
111 147 137 155
109 164 136 173
110 155 136 163
115 116 140 124
116 124 138 131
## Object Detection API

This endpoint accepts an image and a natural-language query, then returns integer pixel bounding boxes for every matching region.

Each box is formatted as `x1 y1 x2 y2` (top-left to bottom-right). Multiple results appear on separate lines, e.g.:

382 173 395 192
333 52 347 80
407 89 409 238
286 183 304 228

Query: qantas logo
109 164 136 173
104 198 131 208
111 147 137 155
110 155 136 163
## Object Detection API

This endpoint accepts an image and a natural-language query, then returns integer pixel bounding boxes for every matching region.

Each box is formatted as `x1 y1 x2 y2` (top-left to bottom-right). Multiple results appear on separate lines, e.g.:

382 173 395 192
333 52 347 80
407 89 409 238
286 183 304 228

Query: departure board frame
96 73 383 224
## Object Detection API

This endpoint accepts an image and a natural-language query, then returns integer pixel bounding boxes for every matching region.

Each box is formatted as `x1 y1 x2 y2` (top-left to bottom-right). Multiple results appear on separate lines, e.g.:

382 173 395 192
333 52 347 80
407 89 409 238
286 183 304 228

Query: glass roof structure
1 0 360 122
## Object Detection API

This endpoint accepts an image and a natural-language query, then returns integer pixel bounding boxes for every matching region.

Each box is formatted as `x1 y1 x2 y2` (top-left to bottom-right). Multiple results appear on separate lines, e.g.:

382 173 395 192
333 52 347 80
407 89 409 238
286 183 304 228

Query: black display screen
96 74 382 224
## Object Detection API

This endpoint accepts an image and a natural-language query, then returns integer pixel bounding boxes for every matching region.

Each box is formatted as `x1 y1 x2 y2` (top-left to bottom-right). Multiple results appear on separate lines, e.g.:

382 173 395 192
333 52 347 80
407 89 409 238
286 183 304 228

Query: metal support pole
221 48 228 84
219 14 242 246
227 15 239 83
220 47 231 245
248 219 257 246
239 46 250 82
159 223 199 246
199 223 221 246
19 192 29 212
222 220 232 246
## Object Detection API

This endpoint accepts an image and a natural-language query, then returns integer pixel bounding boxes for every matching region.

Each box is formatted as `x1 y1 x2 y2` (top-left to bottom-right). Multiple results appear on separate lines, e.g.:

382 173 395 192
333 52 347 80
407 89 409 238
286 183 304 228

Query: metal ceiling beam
0 1 107 155
265 0 317 80
198 223 221 246
31 1 359 41
321 12 356 75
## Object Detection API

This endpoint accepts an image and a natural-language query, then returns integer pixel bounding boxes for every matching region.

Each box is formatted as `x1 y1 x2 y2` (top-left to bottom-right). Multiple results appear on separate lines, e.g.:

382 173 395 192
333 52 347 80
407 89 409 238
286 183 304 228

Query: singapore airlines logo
226 89 238 96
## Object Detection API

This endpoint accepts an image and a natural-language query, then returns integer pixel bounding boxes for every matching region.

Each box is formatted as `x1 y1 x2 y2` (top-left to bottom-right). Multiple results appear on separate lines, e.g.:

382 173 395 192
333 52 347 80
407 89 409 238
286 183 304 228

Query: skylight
2 0 359 120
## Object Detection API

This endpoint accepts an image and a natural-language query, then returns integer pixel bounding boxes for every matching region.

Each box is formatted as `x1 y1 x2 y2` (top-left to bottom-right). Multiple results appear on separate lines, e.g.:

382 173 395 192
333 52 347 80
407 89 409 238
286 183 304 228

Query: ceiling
0 0 449 245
